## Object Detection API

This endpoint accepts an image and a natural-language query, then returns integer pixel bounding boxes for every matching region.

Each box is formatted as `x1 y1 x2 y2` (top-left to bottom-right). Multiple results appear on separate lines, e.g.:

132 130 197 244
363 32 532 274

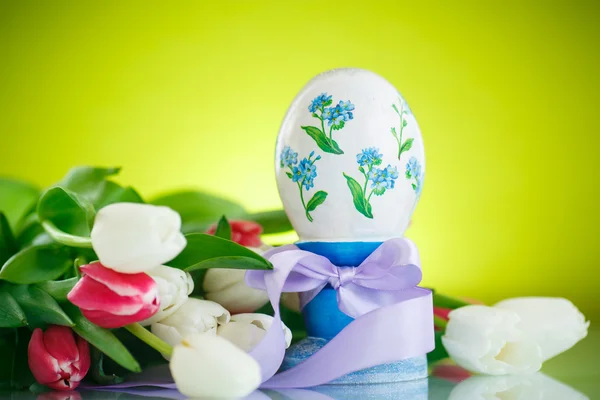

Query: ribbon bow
246 237 423 318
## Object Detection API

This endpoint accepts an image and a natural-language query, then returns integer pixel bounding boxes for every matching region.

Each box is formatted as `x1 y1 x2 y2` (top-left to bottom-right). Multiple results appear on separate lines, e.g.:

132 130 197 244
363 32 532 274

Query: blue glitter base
281 337 428 385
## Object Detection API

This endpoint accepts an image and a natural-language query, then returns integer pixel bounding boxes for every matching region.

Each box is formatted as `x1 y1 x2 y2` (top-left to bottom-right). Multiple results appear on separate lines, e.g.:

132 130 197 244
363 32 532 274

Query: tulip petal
494 297 589 361
42 326 79 374
91 203 186 273
28 328 62 385
82 301 159 329
230 313 292 348
442 305 543 375
80 263 158 297
170 333 261 398
71 334 90 383
67 275 151 315
139 266 194 326
205 278 269 314
218 321 267 352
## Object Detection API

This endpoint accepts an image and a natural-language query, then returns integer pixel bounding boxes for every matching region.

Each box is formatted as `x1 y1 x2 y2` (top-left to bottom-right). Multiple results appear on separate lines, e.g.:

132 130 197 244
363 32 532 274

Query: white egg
275 68 425 242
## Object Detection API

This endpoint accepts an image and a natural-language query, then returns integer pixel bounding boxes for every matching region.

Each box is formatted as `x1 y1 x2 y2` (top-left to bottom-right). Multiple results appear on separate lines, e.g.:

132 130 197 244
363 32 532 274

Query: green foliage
427 331 449 364
301 126 344 154
35 277 78 302
433 293 471 309
0 244 72 284
243 209 292 235
0 179 40 231
214 216 232 240
168 233 273 272
0 286 27 328
63 303 141 373
0 213 19 267
8 285 73 328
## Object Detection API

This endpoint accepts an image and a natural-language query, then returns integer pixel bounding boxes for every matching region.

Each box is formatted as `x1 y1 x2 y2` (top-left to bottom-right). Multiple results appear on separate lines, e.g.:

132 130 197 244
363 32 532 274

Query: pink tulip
67 262 160 328
28 326 90 391
207 220 263 247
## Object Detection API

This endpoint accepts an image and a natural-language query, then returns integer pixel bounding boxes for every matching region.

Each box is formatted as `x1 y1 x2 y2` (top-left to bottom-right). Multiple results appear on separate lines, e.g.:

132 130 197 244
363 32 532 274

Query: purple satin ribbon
246 237 434 388
84 238 433 391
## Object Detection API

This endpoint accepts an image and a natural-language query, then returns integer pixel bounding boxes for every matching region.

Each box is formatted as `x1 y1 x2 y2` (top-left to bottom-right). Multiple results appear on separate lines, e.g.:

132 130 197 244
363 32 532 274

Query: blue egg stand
279 241 429 387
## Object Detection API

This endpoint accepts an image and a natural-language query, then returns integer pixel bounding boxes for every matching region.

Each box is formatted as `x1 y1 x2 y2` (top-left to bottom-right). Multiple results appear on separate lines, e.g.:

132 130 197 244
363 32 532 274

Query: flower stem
125 323 173 357
328 125 333 141
397 103 404 160
297 180 312 222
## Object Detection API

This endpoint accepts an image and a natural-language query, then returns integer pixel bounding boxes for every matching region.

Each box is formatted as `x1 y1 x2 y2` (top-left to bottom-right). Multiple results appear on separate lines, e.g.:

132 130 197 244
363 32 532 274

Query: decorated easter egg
275 68 425 242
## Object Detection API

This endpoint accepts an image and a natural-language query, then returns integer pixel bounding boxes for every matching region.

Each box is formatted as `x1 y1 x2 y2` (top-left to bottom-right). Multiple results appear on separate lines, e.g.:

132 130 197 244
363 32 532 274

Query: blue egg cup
279 241 428 385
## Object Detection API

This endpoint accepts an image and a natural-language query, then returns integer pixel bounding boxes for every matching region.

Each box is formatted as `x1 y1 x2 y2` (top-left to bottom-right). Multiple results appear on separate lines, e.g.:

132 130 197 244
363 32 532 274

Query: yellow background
1 1 599 318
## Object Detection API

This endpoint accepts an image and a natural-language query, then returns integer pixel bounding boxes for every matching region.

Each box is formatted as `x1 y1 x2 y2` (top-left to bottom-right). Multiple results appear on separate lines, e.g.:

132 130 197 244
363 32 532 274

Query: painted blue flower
405 157 421 179
280 146 298 168
291 166 305 182
308 93 333 113
369 164 399 195
356 147 383 168
413 177 423 196
339 100 355 112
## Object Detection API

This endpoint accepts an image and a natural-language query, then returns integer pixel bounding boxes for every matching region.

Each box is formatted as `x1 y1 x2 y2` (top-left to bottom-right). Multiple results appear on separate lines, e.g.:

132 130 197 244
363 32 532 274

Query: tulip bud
139 265 194 326
203 268 270 314
91 203 186 274
207 220 263 247
170 333 261 398
151 298 230 358
28 326 90 391
494 297 589 361
217 313 292 352
67 262 160 328
442 305 543 375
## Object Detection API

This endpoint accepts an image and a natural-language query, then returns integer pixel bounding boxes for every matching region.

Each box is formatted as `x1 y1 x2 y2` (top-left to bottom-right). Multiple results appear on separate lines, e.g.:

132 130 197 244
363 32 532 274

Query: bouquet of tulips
0 166 300 396
0 166 590 397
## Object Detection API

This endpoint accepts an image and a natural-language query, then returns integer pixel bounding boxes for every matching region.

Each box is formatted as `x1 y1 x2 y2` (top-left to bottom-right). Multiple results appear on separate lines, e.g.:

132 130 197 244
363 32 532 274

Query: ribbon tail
261 288 434 388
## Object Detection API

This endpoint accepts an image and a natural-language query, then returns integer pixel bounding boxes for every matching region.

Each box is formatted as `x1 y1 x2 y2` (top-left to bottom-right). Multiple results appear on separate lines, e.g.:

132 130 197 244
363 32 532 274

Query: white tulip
449 373 589 400
494 297 589 361
151 298 230 359
217 313 292 352
139 265 194 326
203 262 270 314
442 305 543 375
91 203 186 273
170 333 262 398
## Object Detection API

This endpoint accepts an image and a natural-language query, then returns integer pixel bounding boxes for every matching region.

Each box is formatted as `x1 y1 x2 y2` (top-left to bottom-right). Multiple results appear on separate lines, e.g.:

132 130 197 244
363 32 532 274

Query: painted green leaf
392 103 400 115
0 213 19 266
301 126 344 155
399 138 414 156
168 233 272 271
214 216 232 240
306 191 328 212
402 119 408 127
0 178 40 231
343 173 373 219
151 191 246 234
245 209 292 234
412 183 417 190
0 285 27 327
286 172 293 179
9 285 73 328
390 127 397 138
36 277 79 301
63 303 141 373
0 244 72 284
38 186 96 239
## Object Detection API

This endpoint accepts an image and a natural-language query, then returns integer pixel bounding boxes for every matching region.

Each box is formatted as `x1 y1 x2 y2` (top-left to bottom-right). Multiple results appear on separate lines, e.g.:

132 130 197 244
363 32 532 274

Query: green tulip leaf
150 190 247 234
343 173 373 219
214 216 232 240
35 277 79 301
58 166 120 202
301 126 344 155
0 244 73 284
432 293 471 309
168 233 272 271
9 285 73 327
38 186 95 246
90 347 125 385
0 178 40 231
306 191 328 212
63 303 141 373
0 213 19 267
0 285 27 327
95 181 144 209
245 209 293 234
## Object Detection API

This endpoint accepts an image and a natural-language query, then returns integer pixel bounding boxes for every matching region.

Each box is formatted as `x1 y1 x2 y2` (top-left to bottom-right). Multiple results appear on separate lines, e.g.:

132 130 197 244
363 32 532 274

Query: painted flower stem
297 180 313 222
125 323 173 357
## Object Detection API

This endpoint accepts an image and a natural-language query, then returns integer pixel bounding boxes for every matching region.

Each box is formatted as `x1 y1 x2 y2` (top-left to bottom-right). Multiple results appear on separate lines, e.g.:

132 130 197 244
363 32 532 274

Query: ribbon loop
332 266 355 289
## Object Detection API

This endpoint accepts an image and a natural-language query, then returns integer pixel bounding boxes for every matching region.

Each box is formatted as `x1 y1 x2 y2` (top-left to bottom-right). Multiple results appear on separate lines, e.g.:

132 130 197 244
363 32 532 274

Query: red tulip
207 220 263 248
67 262 160 328
28 326 90 391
